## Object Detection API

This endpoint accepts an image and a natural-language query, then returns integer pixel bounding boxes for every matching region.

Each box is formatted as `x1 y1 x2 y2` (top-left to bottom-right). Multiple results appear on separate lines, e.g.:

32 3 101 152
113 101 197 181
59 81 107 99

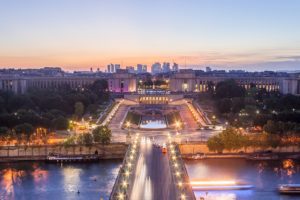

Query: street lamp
118 193 124 200
212 115 216 125
127 162 132 168
181 194 186 200
175 121 181 129
126 121 131 128
122 181 127 188
178 181 183 187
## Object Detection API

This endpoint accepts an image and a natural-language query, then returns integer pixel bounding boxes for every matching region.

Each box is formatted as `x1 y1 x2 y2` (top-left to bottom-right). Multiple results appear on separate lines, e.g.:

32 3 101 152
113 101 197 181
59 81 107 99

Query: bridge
104 94 218 199
110 133 196 200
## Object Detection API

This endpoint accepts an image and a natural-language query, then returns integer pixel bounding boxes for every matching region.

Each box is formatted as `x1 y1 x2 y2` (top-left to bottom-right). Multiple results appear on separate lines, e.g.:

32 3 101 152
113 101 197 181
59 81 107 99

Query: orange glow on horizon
0 50 288 71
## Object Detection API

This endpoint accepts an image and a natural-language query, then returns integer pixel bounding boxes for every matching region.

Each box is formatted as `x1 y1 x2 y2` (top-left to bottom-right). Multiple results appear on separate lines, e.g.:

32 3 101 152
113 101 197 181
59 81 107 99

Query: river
0 160 121 200
186 158 300 200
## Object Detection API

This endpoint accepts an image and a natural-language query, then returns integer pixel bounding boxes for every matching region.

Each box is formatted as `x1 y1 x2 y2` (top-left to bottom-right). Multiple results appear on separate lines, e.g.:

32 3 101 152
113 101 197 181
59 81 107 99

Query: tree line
206 79 300 135
0 79 109 141
64 125 112 146
207 127 296 153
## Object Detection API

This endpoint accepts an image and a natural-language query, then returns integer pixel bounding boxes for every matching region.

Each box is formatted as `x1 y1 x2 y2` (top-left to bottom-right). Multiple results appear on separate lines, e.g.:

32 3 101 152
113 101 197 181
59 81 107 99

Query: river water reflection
186 159 300 200
0 160 121 200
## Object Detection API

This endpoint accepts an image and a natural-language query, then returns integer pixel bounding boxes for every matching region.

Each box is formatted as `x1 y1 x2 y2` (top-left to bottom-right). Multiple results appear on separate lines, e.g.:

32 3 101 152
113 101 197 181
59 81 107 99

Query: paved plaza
106 97 221 143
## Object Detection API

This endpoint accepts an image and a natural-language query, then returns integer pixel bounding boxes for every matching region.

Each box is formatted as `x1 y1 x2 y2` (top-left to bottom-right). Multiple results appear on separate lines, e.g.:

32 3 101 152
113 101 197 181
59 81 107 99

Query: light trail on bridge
129 136 176 200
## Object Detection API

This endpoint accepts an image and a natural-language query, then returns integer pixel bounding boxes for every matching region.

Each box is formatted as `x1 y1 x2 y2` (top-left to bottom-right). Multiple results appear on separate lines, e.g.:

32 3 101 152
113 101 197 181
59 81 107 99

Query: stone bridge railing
110 134 140 200
167 135 196 200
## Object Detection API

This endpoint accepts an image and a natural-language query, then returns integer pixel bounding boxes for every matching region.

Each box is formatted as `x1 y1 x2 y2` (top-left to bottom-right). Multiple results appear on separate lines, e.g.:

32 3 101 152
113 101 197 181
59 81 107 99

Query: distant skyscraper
107 64 116 73
162 62 171 73
126 66 135 73
115 64 121 72
151 62 161 74
137 64 147 74
107 64 121 73
206 67 212 72
172 63 179 71
142 65 147 73
107 64 111 73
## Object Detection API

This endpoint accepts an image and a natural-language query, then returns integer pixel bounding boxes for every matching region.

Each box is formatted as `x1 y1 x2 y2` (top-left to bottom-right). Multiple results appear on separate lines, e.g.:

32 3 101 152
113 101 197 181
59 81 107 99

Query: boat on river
47 153 101 162
190 180 253 191
278 184 300 194
185 153 206 160
247 153 279 160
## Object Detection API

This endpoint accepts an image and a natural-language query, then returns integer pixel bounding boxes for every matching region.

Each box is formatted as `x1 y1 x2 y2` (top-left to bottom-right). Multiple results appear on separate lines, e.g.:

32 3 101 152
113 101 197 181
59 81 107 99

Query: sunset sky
0 0 300 71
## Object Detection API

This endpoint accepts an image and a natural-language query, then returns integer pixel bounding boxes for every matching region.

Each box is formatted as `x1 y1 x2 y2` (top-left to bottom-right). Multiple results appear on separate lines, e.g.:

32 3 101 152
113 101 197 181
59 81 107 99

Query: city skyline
1 0 300 71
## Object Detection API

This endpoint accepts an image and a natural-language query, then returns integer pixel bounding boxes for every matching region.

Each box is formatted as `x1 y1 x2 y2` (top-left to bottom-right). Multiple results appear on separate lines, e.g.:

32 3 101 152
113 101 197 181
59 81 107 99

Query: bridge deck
130 138 176 200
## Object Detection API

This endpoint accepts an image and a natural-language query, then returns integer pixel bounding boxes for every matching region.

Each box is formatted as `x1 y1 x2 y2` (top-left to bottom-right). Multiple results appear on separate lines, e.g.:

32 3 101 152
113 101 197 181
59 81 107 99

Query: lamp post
175 121 181 131
126 121 131 144
212 115 216 125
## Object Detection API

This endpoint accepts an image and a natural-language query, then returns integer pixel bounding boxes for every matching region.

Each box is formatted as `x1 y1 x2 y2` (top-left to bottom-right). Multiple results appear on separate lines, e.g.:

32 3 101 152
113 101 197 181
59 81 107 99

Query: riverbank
182 152 300 159
0 143 128 162
179 142 300 155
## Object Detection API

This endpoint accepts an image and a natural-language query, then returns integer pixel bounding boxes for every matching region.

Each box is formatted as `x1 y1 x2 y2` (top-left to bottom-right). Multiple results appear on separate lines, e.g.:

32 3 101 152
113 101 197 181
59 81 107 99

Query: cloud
275 55 300 61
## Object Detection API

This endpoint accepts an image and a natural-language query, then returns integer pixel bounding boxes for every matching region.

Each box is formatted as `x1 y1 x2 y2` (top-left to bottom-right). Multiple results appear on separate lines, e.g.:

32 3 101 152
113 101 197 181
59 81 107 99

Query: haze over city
1 0 300 71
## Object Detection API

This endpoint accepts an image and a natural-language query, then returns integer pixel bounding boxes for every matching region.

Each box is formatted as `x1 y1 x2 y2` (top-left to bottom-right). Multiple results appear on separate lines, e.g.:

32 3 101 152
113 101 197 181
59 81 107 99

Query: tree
253 114 272 127
92 125 112 144
217 98 232 113
89 79 109 101
78 133 93 145
0 127 9 144
207 135 224 153
89 79 108 93
143 79 153 88
266 133 281 148
220 127 245 152
0 126 9 136
74 101 84 119
207 81 215 94
14 123 34 144
215 79 245 99
52 116 69 130
207 127 248 153
280 94 300 110
0 97 5 113
63 136 76 154
231 97 245 113
86 104 99 115
263 120 279 134
154 80 166 86
64 136 76 146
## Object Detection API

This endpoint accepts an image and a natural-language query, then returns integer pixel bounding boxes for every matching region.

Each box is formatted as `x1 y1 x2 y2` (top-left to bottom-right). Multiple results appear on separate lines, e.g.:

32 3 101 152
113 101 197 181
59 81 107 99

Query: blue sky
0 0 300 71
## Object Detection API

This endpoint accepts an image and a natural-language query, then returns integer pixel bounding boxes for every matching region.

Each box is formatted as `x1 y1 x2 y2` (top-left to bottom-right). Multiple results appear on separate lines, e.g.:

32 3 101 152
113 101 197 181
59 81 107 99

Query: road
130 136 176 200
